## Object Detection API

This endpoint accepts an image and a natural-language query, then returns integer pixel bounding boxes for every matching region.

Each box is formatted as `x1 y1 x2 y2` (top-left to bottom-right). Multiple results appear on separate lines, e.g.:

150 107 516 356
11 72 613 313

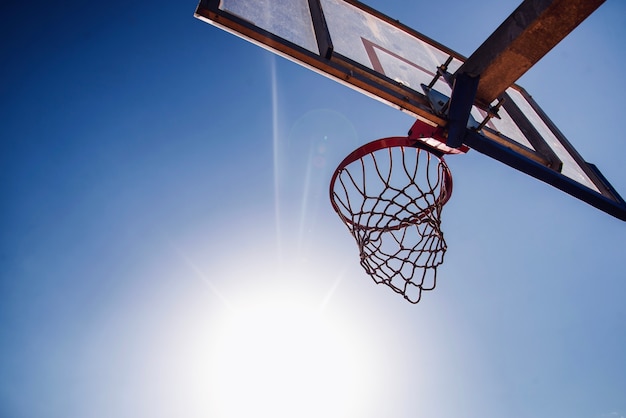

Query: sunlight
207 287 372 418
271 55 283 261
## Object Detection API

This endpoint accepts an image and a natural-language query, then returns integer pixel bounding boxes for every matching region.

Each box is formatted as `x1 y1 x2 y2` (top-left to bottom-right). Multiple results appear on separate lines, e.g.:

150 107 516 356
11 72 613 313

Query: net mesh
330 138 452 303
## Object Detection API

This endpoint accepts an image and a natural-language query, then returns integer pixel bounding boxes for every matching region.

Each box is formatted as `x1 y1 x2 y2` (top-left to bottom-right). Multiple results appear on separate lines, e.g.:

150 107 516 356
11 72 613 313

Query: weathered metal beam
462 129 626 222
456 0 605 106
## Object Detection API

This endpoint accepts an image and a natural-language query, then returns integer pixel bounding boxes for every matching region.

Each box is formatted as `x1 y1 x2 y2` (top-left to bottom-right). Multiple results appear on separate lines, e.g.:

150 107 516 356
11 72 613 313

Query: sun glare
208 289 372 418
200 55 378 416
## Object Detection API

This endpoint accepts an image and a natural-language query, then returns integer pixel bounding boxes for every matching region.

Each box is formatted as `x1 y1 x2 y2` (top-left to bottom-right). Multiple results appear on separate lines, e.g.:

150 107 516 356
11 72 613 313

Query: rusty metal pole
456 0 606 106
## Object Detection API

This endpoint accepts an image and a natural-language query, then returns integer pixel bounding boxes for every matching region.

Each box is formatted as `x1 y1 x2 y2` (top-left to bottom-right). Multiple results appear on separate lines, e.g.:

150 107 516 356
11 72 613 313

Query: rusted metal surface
457 0 605 106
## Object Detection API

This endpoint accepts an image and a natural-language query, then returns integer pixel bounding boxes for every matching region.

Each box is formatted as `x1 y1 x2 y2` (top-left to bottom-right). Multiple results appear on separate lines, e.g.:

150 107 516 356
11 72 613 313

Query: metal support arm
446 73 479 149
462 129 626 221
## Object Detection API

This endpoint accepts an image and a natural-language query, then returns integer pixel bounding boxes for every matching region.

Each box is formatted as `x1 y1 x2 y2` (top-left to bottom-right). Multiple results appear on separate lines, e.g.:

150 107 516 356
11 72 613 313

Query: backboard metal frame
194 0 626 221
195 0 450 124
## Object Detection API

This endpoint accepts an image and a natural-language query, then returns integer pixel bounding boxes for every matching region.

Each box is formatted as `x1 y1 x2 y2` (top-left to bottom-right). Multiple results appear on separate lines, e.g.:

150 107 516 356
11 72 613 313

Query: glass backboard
194 0 626 220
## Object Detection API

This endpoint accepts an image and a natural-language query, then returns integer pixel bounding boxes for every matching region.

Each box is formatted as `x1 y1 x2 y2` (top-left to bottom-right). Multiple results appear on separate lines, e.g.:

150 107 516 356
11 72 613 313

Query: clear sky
1 1 625 417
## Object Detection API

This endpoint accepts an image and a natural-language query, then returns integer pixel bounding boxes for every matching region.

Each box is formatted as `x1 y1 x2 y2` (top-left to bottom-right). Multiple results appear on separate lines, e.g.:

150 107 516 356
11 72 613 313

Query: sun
207 288 374 418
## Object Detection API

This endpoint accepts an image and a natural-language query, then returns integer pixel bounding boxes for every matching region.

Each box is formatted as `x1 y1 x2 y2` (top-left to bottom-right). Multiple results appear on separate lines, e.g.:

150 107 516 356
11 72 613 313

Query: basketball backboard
194 0 626 221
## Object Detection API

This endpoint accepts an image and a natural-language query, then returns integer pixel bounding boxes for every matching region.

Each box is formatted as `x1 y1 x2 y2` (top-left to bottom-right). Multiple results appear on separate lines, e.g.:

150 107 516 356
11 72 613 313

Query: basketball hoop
329 136 453 303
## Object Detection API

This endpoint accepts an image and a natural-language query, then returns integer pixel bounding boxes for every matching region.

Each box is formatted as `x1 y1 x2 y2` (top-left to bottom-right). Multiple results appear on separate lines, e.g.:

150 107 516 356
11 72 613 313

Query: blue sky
1 1 625 417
